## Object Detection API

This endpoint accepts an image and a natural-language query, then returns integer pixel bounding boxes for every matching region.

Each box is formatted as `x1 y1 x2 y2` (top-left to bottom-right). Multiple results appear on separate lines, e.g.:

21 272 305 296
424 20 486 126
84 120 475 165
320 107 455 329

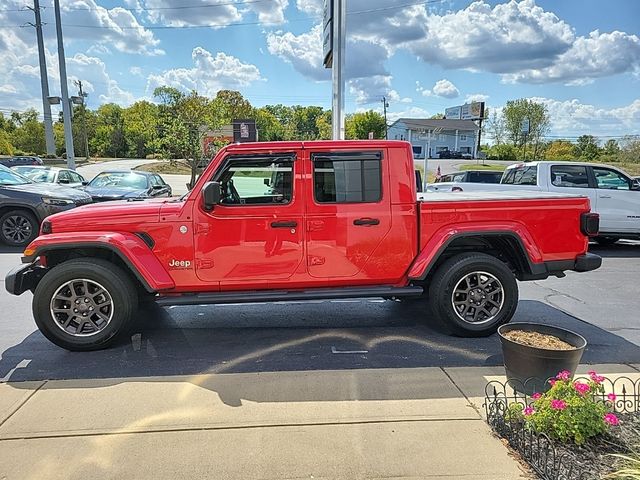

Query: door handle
353 218 380 226
599 195 612 199
271 221 298 228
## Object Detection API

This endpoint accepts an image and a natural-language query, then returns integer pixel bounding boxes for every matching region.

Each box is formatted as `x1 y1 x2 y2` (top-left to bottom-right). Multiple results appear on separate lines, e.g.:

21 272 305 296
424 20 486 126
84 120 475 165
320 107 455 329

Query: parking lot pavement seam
0 417 484 442
0 380 47 430
439 367 482 418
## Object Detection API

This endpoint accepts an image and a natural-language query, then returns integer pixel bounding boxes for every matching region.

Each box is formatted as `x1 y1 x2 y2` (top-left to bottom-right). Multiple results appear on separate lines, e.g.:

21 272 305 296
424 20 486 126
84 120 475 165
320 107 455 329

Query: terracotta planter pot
498 322 587 395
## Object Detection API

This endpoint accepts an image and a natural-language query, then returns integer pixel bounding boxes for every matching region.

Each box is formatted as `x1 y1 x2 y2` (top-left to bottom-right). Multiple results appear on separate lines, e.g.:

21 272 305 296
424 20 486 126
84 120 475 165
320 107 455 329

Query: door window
312 152 381 203
593 167 630 190
502 166 537 185
551 165 589 188
58 170 71 183
69 171 84 183
214 155 294 205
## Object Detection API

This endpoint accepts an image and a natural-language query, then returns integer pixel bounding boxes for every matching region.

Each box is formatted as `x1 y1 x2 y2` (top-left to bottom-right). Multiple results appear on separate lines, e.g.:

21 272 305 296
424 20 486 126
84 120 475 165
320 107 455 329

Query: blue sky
1 0 639 140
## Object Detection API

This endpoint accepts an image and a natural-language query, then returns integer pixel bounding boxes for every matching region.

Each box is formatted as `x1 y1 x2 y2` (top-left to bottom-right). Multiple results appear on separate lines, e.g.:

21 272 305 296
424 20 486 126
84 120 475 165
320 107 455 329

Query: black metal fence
484 376 640 480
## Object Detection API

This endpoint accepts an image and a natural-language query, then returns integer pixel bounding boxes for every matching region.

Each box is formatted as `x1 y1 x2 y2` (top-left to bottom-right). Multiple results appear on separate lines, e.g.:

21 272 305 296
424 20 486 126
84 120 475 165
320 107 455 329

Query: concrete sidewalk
2 365 637 480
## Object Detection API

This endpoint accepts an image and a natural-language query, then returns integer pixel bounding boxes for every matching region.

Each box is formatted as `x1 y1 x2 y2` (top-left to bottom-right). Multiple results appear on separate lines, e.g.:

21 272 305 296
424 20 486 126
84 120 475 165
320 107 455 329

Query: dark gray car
0 165 92 246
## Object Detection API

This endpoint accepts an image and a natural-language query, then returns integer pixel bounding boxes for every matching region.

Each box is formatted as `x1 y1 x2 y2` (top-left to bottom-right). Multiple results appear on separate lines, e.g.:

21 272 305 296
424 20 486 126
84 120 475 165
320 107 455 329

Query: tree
10 109 46 154
503 99 550 159
544 140 576 161
316 110 332 140
487 110 506 145
0 130 13 155
254 107 284 141
602 139 620 157
575 135 600 161
486 143 518 161
345 110 386 139
429 113 445 119
619 136 640 164
215 90 254 123
91 104 127 158
123 101 158 158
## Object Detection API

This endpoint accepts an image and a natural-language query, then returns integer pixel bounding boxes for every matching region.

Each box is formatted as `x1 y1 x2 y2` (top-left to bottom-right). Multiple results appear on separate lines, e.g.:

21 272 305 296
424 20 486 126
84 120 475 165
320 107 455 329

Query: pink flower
608 393 617 402
604 413 619 426
549 379 557 386
524 406 535 416
532 392 542 400
556 370 571 381
551 399 567 410
588 371 605 384
574 382 590 395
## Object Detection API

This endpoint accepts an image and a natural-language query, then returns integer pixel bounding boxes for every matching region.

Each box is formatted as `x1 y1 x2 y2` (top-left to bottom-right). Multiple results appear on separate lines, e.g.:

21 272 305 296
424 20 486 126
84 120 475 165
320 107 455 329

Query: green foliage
523 371 614 445
9 109 46 155
486 143 518 160
576 135 600 161
502 98 550 158
545 140 577 161
619 137 640 164
0 129 14 155
345 110 386 139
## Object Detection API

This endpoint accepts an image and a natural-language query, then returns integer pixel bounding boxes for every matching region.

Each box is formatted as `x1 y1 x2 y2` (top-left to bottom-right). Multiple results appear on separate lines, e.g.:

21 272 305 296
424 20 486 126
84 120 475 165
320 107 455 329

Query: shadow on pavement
589 241 640 258
2 300 639 389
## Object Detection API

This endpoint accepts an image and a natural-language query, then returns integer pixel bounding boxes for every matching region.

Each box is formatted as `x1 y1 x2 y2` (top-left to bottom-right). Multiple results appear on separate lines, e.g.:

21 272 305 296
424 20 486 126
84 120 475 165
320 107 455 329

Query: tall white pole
53 0 75 169
30 0 56 156
331 0 345 140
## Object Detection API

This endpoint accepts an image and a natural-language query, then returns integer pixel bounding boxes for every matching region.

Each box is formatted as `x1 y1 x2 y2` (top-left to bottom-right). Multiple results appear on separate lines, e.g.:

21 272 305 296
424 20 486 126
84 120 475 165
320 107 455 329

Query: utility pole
74 80 90 159
26 0 56 156
330 0 346 140
381 96 389 139
53 0 75 169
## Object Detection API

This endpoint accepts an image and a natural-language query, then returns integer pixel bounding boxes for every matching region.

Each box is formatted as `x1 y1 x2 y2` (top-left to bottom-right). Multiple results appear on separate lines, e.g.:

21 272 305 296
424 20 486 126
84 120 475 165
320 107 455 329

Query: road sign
520 118 530 135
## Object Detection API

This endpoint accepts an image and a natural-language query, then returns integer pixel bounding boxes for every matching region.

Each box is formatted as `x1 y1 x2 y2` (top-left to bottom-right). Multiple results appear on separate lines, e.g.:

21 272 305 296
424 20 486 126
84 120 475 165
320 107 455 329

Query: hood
46 197 168 233
2 183 91 201
83 186 148 200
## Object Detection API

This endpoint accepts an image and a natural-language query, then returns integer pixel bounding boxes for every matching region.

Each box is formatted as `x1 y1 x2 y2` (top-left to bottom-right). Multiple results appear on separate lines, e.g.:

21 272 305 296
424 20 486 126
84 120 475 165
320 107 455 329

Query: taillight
451 186 464 192
580 213 599 237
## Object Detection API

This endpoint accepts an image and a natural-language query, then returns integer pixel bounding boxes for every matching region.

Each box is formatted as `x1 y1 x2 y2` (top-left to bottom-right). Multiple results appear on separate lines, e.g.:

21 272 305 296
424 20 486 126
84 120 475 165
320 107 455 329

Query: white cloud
129 66 143 77
502 30 640 85
465 93 489 103
349 76 399 105
386 106 431 123
431 79 459 98
138 0 241 27
67 54 136 105
146 47 263 97
296 0 323 16
249 0 289 24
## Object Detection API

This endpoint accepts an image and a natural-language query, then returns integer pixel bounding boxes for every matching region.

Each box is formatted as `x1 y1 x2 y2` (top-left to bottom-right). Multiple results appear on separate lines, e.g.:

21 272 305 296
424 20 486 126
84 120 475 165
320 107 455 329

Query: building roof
393 118 480 131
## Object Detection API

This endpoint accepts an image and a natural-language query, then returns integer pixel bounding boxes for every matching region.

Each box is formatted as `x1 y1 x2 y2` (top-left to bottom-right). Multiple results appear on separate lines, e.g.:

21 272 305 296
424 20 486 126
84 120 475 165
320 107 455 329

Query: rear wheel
428 253 518 337
33 258 138 351
0 209 38 246
594 236 618 246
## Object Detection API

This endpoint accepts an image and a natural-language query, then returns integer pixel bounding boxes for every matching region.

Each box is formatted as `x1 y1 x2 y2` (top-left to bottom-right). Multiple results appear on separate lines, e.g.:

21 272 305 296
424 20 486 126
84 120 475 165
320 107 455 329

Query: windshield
0 165 31 186
89 172 149 189
15 167 56 183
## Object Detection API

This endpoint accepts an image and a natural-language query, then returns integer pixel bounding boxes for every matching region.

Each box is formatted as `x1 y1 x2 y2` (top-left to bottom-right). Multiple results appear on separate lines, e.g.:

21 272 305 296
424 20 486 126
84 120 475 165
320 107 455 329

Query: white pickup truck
426 161 640 245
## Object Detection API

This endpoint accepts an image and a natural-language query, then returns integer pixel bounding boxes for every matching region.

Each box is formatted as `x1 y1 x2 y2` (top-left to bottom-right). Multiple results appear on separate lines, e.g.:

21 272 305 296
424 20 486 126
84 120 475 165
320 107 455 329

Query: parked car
12 166 86 188
437 150 463 159
0 156 44 167
0 165 92 246
430 170 503 191
83 171 172 201
426 161 640 244
6 141 600 350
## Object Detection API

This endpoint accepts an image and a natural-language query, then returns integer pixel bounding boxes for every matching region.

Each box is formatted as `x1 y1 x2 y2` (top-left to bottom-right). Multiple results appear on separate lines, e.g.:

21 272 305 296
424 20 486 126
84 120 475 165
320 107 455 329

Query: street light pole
331 0 346 140
74 80 90 159
382 96 389 139
53 0 75 169
26 0 56 156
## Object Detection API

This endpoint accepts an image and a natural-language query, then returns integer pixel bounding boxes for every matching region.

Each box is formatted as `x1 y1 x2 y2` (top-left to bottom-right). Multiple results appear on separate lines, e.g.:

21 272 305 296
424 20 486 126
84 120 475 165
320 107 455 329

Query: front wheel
428 253 518 337
32 258 138 351
0 209 38 246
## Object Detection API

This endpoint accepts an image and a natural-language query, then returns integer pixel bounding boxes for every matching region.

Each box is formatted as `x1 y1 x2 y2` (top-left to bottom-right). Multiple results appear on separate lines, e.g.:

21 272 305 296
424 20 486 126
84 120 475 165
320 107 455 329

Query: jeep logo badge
169 259 191 269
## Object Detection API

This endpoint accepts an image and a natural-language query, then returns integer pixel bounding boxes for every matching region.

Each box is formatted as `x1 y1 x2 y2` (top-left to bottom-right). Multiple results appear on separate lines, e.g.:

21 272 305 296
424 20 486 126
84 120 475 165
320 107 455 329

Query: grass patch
458 163 507 171
136 161 192 175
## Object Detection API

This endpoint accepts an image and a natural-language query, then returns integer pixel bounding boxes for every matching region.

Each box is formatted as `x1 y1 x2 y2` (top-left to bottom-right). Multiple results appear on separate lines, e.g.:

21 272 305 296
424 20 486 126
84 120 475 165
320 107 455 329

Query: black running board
155 285 424 307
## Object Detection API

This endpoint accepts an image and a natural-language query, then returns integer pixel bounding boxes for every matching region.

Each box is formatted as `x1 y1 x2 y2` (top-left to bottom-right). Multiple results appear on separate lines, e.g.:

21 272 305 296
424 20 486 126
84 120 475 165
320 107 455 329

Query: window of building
551 165 589 188
593 167 631 190
214 155 294 205
312 152 382 203
412 146 423 157
460 135 467 141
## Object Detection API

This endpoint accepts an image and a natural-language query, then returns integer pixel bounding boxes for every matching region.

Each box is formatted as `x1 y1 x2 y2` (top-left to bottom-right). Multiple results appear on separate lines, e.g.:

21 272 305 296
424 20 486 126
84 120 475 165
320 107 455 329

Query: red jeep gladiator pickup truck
6 141 601 351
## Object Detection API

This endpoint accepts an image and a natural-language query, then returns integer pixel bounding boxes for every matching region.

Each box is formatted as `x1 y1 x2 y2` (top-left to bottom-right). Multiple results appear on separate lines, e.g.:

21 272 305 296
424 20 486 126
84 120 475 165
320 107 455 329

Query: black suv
0 156 44 167
0 165 92 246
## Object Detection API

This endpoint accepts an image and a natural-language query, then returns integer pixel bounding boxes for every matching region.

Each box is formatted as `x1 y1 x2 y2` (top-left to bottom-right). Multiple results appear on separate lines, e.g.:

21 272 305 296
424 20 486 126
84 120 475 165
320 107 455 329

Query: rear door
305 149 391 280
547 164 597 210
590 166 640 233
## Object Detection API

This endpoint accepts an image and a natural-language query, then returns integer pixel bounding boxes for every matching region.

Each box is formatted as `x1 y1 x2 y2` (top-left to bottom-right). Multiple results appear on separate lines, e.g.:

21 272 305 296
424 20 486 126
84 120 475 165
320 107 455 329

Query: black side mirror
81 181 89 186
203 181 222 210
415 170 423 193
263 178 270 186
632 179 640 191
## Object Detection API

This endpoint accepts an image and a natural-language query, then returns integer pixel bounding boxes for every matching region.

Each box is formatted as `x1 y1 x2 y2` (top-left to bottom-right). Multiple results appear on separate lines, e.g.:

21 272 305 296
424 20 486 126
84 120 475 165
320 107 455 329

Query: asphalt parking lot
0 241 639 383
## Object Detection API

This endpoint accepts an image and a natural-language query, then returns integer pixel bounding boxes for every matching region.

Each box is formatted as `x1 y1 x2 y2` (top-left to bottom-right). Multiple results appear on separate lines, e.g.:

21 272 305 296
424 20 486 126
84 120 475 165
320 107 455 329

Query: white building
387 118 481 159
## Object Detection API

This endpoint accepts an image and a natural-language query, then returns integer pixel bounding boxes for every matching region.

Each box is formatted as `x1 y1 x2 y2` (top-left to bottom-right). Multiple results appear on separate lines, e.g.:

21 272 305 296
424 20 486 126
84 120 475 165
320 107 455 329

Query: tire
428 253 518 337
0 209 38 246
32 258 138 351
594 236 619 246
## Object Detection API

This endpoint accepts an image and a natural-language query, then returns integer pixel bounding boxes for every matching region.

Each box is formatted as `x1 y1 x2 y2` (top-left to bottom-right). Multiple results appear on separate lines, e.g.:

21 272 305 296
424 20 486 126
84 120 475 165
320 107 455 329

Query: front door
305 149 392 280
193 152 305 286
591 166 640 233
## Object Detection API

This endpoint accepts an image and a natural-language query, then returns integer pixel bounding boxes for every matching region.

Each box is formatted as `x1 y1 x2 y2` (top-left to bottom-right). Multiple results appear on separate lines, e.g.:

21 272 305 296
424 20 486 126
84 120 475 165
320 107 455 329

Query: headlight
42 197 74 206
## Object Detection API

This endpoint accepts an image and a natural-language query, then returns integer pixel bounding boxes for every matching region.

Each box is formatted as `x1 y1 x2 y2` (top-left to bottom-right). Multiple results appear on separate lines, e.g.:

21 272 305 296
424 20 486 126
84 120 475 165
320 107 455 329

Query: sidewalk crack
0 381 47 430
440 367 482 418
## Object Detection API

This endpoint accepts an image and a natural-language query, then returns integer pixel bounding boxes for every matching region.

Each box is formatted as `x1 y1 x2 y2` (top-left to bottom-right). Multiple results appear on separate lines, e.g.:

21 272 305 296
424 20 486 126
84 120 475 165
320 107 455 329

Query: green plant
523 370 618 445
607 450 640 479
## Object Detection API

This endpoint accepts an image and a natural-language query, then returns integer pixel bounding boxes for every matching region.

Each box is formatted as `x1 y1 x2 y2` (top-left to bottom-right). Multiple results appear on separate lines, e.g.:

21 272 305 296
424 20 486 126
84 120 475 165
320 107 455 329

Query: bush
145 153 165 160
13 150 25 156
44 154 57 159
512 370 618 445
486 144 518 161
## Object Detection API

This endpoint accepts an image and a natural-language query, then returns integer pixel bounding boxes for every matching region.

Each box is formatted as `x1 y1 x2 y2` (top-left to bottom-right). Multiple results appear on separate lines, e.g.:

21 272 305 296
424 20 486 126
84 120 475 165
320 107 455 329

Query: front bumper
5 262 47 295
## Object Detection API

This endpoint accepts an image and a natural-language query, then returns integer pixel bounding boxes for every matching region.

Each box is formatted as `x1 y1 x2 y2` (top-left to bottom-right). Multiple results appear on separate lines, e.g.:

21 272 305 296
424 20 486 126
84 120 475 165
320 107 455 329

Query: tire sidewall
431 254 518 335
0 210 38 246
33 261 135 350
